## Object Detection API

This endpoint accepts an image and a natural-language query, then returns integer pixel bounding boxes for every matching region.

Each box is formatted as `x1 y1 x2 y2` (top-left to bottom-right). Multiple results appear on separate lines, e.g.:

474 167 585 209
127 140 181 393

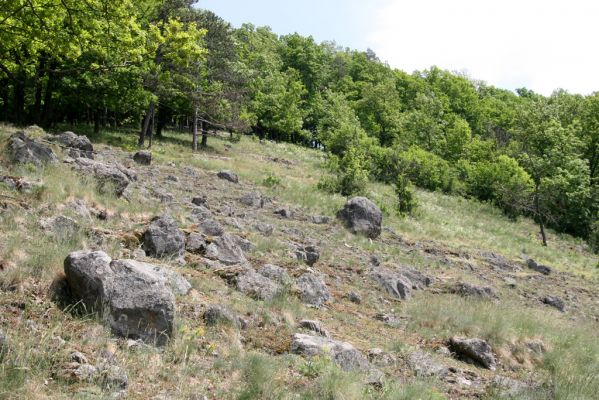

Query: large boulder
8 132 58 167
71 157 135 196
337 197 382 238
52 131 94 159
64 251 189 345
296 273 331 307
143 215 186 258
447 337 496 370
291 333 369 372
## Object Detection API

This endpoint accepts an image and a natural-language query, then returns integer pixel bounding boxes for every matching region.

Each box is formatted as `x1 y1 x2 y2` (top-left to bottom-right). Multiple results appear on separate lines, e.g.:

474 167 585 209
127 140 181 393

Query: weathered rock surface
41 215 80 241
190 205 212 222
64 251 188 345
450 282 497 299
254 222 274 236
296 273 331 307
143 215 186 258
186 232 206 254
542 295 565 312
52 131 94 159
133 150 152 165
8 132 58 167
368 348 397 367
258 264 290 284
527 259 552 275
205 233 247 265
298 320 330 338
235 269 280 300
337 197 382 238
311 215 330 225
239 192 266 208
369 266 432 300
274 207 292 218
294 245 320 266
407 351 449 377
447 337 496 370
291 333 369 372
71 157 135 196
198 218 225 237
204 305 246 329
217 170 238 183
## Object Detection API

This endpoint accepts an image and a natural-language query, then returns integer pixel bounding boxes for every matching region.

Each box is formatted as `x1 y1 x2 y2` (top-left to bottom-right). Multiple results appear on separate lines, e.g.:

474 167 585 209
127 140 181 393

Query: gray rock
254 222 274 236
73 364 98 382
239 192 266 208
64 251 179 346
542 295 565 312
71 157 135 197
296 273 331 307
186 232 206 254
205 233 247 265
204 305 246 329
258 264 290 284
447 337 496 370
199 219 225 237
132 248 146 259
190 205 213 222
311 215 330 225
527 259 551 275
298 320 330 338
98 364 128 392
235 269 281 300
69 351 89 364
407 351 449 378
450 282 497 299
217 170 238 183
143 215 186 258
348 291 362 304
8 132 58 167
369 268 413 300
397 266 433 289
291 333 369 372
368 348 397 367
274 207 292 218
492 376 538 398
191 195 207 207
133 150 152 165
41 215 80 241
232 235 253 252
52 131 94 159
111 259 191 296
337 197 382 238
295 245 320 266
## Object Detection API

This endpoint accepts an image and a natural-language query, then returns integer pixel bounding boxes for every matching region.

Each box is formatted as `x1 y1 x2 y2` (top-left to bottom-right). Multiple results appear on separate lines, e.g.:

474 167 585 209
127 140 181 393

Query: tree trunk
148 106 155 148
192 109 198 151
32 57 46 124
93 111 101 134
13 73 25 124
41 68 56 128
534 190 548 246
139 101 155 148
201 120 208 147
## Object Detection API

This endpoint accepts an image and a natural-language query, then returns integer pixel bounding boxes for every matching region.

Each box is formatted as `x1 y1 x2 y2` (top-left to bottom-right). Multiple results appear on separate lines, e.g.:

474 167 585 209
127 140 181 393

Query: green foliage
262 174 282 187
394 174 417 216
319 147 369 196
398 146 454 193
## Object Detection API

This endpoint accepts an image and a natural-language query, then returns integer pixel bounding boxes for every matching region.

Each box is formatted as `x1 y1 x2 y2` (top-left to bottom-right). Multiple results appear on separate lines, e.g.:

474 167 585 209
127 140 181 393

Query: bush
588 215 599 254
398 146 454 193
395 174 417 215
318 148 369 196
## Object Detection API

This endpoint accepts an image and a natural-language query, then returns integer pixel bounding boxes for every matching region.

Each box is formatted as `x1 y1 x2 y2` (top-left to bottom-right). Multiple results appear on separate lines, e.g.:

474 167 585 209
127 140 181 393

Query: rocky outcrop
337 197 382 238
205 233 247 265
133 150 152 165
64 251 189 345
71 157 135 196
291 333 369 372
369 266 431 300
8 132 58 167
294 245 320 266
204 305 246 329
143 215 186 258
51 131 94 159
235 268 281 300
296 273 330 307
217 170 238 183
258 264 290 284
298 320 330 338
407 351 449 377
447 337 496 370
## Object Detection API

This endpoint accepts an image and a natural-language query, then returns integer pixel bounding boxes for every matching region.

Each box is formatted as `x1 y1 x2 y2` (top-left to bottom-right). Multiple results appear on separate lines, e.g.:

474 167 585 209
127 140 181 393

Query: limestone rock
296 273 330 307
52 131 94 159
205 233 247 265
235 269 281 300
8 132 58 167
143 215 186 258
448 337 496 370
217 170 238 183
291 333 369 372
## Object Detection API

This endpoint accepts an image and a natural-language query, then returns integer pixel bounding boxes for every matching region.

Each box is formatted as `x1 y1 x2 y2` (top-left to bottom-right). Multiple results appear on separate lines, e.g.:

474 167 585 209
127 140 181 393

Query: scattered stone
298 320 330 338
524 339 546 355
294 245 320 266
348 291 362 304
190 205 212 222
369 268 413 300
204 305 246 329
368 348 397 367
41 215 80 241
71 157 135 197
8 132 58 167
542 295 565 312
450 282 497 299
64 251 181 345
143 215 186 258
191 195 207 207
483 252 520 272
526 259 551 275
492 376 538 398
258 264 290 284
503 277 517 288
166 174 179 182
132 248 146 259
296 273 331 307
52 131 94 159
133 150 152 165
311 215 330 225
186 232 206 254
254 222 274 236
337 196 382 239
98 364 128 392
199 219 225 237
374 313 402 328
235 269 281 300
407 351 449 378
291 333 369 372
205 233 247 265
217 170 238 183
69 350 89 364
233 235 253 252
239 192 266 208
447 337 496 370
274 207 292 218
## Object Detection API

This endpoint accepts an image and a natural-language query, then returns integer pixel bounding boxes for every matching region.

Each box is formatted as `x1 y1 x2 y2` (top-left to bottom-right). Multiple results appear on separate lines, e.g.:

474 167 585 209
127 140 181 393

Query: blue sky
198 0 599 95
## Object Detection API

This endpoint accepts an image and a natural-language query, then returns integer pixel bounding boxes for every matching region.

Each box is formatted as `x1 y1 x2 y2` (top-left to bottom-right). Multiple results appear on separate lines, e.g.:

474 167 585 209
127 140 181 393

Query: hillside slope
0 124 597 400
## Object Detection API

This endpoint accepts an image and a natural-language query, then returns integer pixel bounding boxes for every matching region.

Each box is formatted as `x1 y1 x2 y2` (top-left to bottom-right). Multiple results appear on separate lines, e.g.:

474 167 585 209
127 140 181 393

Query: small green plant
262 174 281 187
395 174 417 215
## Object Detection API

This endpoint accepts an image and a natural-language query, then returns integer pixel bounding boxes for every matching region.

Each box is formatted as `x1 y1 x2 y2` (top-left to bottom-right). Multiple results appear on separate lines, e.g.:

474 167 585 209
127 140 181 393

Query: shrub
398 146 454 193
318 148 369 196
395 174 417 215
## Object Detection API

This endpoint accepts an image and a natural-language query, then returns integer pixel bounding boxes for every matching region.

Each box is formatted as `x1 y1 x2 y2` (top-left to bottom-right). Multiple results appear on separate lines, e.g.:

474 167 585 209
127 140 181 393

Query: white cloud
366 0 599 94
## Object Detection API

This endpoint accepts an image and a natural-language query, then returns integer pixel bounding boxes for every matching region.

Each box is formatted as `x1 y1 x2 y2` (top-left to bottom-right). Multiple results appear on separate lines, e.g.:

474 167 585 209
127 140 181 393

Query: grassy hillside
0 124 597 399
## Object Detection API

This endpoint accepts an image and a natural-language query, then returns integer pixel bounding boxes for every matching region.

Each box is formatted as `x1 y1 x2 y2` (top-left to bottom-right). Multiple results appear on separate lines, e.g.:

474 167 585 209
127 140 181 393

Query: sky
198 0 599 95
